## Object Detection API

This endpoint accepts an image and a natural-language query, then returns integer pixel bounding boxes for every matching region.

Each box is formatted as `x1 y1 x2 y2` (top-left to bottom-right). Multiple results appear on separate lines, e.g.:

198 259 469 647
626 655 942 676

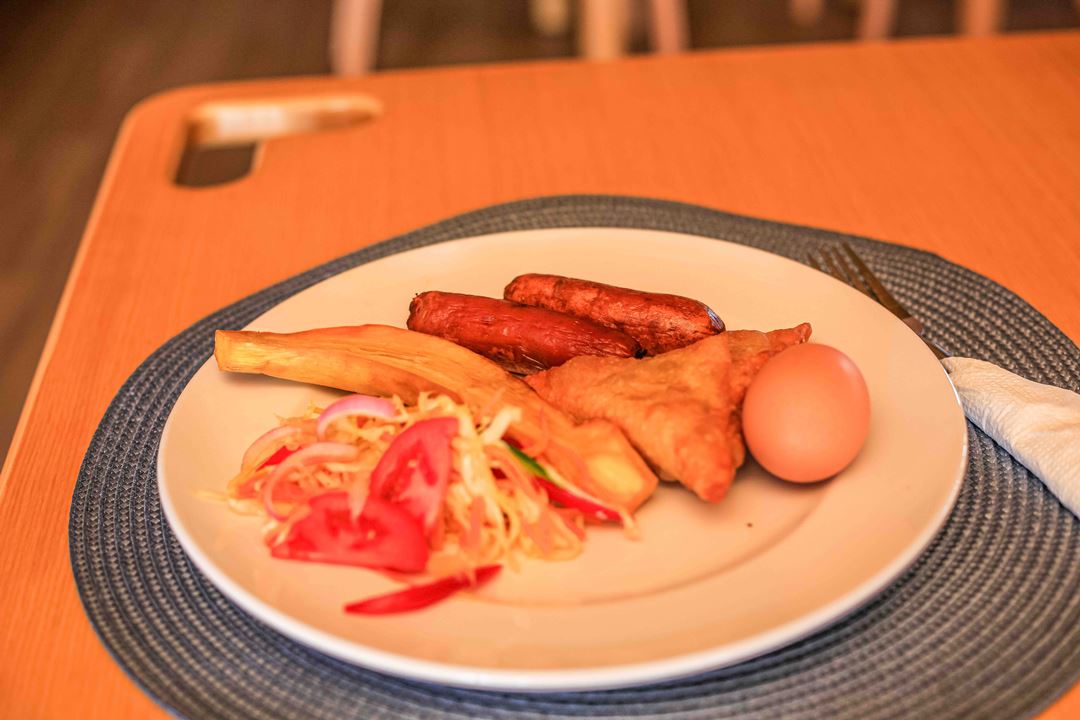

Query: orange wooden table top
2 31 1078 718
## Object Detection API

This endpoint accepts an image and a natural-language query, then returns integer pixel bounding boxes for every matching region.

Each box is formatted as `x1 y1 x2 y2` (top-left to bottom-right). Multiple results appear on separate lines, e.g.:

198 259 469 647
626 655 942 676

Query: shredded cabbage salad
213 393 627 602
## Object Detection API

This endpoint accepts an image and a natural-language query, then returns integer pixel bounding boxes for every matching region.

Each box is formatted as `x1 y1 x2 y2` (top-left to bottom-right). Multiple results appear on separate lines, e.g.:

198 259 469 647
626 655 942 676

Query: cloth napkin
943 357 1080 517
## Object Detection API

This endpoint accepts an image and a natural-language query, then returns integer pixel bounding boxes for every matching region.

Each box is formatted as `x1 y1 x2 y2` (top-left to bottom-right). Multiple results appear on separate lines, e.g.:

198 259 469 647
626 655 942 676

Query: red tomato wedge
345 565 502 615
270 492 428 573
370 417 458 536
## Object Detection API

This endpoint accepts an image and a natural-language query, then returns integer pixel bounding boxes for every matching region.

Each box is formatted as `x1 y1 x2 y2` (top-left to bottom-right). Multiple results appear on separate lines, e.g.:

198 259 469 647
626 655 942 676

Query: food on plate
504 273 725 354
224 391 624 612
406 291 642 374
742 343 870 482
526 324 813 502
215 324 658 512
212 267 859 616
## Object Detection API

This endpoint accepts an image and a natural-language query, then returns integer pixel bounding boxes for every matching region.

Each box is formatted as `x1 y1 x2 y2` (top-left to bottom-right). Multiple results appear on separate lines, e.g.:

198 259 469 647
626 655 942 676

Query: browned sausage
503 274 724 354
407 291 642 374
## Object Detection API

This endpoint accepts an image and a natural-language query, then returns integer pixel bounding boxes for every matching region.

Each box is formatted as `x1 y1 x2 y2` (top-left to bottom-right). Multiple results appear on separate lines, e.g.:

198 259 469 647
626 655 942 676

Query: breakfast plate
157 227 968 692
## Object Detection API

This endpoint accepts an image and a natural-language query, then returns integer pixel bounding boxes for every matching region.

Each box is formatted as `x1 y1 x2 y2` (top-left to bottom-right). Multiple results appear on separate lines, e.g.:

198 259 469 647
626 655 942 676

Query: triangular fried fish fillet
526 323 811 502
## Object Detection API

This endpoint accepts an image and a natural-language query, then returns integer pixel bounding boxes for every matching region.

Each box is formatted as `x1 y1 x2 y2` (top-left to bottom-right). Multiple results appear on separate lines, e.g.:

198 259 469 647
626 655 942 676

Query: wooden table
2 31 1078 718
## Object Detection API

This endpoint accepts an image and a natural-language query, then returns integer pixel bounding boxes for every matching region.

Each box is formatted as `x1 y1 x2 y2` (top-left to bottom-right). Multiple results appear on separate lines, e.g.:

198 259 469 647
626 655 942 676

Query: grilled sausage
407 291 643 374
503 274 724 354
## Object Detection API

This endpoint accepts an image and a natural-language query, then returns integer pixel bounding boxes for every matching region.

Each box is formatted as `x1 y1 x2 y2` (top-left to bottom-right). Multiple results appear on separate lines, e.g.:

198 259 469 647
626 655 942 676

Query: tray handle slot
175 94 382 187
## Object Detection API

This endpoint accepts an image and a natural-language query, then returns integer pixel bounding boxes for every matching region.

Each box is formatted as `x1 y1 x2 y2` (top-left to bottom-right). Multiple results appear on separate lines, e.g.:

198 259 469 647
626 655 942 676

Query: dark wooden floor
1 0 1076 466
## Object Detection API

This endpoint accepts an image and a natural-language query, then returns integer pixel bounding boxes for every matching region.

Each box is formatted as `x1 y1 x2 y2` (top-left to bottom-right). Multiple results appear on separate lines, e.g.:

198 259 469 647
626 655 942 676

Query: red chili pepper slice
258 445 298 470
506 444 622 523
233 446 300 501
271 492 428 573
344 565 502 615
534 476 622 523
370 417 458 537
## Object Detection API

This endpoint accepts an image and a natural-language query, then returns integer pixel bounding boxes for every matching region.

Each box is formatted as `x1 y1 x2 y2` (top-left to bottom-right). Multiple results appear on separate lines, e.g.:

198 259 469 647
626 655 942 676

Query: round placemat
70 196 1080 719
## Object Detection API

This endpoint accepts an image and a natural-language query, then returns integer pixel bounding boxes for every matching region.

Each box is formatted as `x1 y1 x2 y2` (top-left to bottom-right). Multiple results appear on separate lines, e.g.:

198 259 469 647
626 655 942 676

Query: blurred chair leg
958 0 1004 36
579 0 631 60
647 0 688 54
789 0 826 27
530 0 571 37
858 0 898 40
330 0 382 75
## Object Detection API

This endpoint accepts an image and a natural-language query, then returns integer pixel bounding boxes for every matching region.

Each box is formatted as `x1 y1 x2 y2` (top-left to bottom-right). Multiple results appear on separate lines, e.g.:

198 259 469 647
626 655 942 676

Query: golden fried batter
526 324 812 502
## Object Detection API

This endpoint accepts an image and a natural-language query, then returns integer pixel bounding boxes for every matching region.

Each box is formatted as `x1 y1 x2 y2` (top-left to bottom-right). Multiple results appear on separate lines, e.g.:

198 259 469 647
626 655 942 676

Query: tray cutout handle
175 93 382 187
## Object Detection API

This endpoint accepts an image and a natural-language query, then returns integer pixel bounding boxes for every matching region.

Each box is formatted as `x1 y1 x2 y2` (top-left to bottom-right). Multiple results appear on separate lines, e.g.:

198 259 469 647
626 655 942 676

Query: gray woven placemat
70 196 1080 720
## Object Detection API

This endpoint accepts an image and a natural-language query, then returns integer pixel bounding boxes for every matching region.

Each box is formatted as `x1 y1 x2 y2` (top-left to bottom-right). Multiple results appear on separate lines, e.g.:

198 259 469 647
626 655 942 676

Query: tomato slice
270 492 428 573
370 417 458 536
344 565 502 615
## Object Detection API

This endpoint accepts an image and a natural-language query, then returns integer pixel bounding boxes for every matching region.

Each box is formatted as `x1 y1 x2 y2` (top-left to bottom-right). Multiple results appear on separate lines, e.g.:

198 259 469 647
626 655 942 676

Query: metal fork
807 243 950 360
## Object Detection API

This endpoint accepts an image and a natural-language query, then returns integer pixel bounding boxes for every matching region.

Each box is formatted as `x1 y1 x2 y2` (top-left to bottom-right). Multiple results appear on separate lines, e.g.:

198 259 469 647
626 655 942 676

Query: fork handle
898 316 949 359
923 336 950 360
902 317 925 335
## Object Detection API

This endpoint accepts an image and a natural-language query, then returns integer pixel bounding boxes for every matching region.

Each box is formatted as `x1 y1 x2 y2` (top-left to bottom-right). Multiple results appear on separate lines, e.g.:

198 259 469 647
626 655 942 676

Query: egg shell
742 343 870 483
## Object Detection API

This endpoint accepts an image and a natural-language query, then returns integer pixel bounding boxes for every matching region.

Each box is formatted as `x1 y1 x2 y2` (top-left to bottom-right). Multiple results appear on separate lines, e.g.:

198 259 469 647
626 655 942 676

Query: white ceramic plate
158 228 967 692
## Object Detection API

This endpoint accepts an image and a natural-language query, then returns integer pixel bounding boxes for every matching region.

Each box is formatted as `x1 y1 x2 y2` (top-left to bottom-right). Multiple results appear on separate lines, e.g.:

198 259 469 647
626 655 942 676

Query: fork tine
821 248 852 287
821 247 872 297
831 248 873 297
841 243 909 319
808 250 849 287
808 249 860 292
839 243 948 359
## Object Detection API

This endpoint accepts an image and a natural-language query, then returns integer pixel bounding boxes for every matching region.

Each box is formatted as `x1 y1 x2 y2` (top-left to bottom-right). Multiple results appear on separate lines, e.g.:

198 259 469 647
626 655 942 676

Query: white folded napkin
943 357 1080 517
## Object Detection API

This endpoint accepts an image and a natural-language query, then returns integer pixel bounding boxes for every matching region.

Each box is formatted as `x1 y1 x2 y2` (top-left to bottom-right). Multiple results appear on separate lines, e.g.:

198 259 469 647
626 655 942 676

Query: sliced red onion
261 442 359 520
316 394 397 440
241 424 303 471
